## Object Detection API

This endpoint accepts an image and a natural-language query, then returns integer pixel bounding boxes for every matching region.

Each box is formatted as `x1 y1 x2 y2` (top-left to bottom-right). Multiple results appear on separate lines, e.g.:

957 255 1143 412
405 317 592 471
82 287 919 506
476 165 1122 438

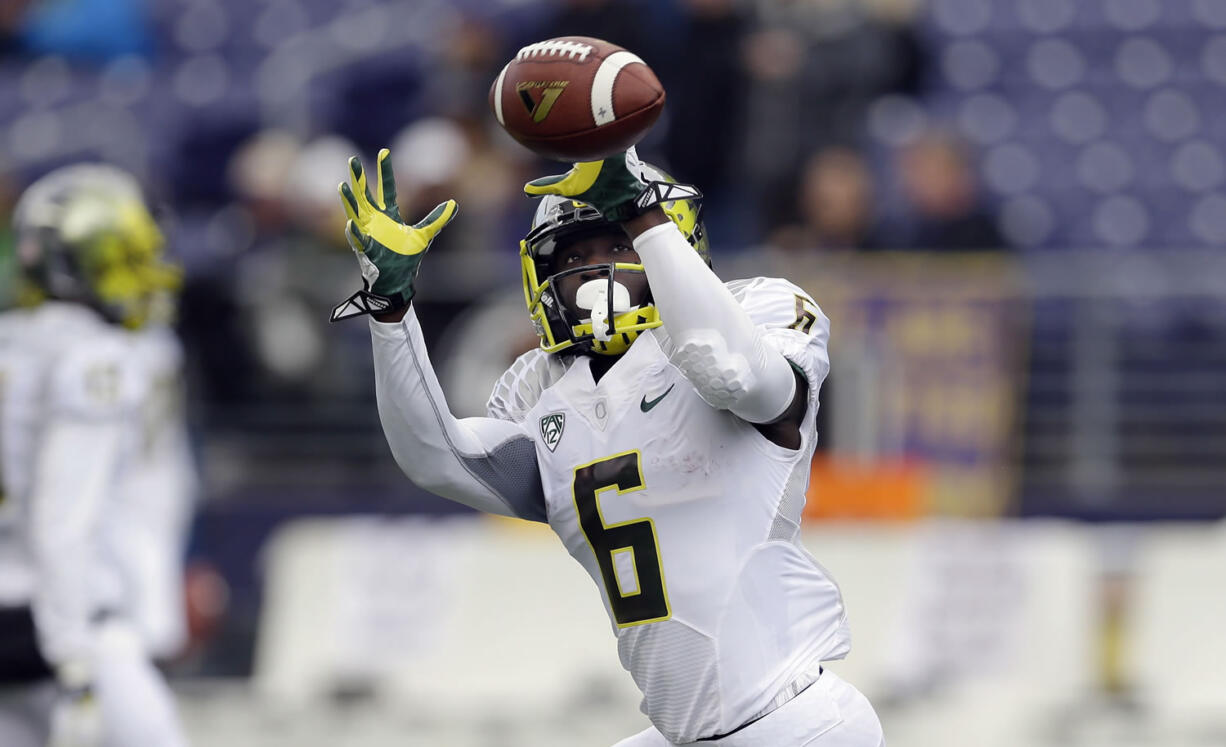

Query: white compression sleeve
633 221 797 423
370 310 548 521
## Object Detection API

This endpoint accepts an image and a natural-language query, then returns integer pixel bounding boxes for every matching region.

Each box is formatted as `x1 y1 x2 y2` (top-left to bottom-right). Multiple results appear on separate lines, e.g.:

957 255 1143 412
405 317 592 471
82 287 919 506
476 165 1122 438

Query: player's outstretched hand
524 147 649 223
330 148 458 322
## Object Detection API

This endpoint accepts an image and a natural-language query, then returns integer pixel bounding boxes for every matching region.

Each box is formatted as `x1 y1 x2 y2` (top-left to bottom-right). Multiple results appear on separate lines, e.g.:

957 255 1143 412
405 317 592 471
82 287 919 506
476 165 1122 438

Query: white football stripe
590 51 645 126
493 62 509 126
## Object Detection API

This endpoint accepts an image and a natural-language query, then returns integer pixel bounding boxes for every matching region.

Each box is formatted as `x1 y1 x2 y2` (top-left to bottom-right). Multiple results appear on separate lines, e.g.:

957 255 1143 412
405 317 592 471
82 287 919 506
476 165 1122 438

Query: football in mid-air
489 36 665 162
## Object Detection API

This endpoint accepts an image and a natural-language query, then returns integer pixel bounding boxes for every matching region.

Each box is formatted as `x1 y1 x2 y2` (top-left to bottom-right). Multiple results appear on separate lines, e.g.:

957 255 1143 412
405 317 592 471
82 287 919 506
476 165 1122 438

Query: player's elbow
409 468 456 497
670 330 753 410
388 446 448 494
387 447 467 501
670 330 796 423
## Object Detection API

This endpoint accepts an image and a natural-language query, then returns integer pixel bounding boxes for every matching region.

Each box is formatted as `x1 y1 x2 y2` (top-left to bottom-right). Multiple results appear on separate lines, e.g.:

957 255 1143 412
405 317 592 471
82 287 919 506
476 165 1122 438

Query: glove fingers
411 199 459 234
345 219 367 254
348 156 378 213
523 161 603 197
339 182 362 225
523 171 569 192
376 148 400 219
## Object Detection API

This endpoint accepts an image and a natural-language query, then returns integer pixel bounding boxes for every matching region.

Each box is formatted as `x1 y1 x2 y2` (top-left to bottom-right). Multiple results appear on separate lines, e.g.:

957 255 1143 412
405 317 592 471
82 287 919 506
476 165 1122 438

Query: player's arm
30 422 121 671
626 213 801 424
332 150 547 522
369 310 547 521
31 415 118 746
28 344 132 695
524 152 800 427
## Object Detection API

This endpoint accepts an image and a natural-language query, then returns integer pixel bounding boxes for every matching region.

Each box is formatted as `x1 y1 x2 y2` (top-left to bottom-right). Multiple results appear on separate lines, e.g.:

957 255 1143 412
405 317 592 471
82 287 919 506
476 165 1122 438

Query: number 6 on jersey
571 451 670 627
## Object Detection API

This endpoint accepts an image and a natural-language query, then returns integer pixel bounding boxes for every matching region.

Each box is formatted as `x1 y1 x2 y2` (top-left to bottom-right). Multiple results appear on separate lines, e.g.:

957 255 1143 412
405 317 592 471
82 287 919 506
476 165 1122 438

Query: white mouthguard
575 279 632 342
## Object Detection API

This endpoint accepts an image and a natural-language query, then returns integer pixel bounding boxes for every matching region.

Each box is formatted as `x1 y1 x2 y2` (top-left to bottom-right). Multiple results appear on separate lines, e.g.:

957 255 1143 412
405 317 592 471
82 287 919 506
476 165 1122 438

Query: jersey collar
554 331 669 433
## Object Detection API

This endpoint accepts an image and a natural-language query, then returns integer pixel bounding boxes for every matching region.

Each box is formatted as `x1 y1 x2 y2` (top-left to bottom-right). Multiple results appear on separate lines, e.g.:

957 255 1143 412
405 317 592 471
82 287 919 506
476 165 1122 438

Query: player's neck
587 353 621 383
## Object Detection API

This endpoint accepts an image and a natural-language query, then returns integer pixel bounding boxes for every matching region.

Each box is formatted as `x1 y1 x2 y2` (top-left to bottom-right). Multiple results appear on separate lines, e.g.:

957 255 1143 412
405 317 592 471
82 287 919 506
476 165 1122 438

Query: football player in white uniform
0 165 189 747
332 148 885 746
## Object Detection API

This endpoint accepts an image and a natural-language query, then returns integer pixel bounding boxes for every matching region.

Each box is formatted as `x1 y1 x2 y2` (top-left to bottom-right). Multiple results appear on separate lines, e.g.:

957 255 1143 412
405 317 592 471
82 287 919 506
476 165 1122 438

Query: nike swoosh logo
640 384 675 413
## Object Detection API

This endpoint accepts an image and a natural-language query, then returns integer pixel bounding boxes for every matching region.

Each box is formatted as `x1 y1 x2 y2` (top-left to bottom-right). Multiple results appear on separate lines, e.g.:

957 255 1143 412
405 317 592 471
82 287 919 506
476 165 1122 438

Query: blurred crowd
1 0 1224 432
0 0 1022 414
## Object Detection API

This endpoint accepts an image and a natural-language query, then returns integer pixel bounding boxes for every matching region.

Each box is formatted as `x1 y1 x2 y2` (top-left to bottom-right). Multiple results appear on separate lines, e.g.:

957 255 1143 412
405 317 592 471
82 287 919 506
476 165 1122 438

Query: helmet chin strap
575 278 632 342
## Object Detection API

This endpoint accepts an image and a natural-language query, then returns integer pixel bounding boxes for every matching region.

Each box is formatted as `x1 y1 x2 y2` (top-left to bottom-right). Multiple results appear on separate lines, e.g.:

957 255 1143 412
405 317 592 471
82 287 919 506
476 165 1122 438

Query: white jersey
0 303 145 660
112 325 196 658
488 278 849 743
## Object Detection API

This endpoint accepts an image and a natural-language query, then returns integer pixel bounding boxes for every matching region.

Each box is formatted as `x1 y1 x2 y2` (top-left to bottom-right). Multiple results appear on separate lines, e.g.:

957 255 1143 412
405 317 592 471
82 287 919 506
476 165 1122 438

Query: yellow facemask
521 247 661 355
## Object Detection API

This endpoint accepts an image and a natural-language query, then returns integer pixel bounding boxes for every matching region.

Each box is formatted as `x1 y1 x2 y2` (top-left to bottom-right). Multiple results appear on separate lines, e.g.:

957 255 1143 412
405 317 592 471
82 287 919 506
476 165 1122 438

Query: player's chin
624 276 650 308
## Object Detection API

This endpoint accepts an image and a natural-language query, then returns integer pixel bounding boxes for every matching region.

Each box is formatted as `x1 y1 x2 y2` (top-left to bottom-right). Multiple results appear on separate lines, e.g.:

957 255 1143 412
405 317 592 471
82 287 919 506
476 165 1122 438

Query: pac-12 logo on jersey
540 412 565 452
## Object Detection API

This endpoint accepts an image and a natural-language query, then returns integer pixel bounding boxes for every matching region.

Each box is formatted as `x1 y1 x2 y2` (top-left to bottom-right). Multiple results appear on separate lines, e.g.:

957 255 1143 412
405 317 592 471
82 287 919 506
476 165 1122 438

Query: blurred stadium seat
915 0 1226 250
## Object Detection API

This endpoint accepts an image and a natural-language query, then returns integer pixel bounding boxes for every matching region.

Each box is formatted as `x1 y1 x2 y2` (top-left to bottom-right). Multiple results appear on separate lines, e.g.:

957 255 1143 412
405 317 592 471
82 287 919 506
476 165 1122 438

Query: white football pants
613 669 885 747
0 622 188 747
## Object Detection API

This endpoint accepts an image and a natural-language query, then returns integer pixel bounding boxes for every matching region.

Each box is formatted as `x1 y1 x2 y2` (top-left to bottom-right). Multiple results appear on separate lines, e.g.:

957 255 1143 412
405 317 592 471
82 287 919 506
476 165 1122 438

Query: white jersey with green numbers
487 277 850 744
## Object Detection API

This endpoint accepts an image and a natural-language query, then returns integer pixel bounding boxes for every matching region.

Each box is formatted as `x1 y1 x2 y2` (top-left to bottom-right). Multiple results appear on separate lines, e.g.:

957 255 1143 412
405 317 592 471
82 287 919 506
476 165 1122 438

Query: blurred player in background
332 146 885 745
0 165 191 747
112 293 198 665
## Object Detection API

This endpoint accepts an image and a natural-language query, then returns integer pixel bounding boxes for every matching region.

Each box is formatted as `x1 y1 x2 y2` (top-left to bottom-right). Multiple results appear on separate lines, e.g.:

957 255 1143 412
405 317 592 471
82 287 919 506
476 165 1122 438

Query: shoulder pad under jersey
487 348 570 423
726 276 831 393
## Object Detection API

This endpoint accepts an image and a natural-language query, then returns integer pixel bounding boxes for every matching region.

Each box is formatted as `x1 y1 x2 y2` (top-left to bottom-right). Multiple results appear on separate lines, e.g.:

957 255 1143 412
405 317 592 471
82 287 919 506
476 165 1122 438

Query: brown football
489 36 666 162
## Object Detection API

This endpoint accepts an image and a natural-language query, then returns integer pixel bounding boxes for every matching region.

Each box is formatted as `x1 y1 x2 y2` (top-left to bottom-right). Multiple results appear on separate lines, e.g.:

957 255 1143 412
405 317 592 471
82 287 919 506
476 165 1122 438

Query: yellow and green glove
524 147 701 224
523 148 650 223
330 148 458 322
